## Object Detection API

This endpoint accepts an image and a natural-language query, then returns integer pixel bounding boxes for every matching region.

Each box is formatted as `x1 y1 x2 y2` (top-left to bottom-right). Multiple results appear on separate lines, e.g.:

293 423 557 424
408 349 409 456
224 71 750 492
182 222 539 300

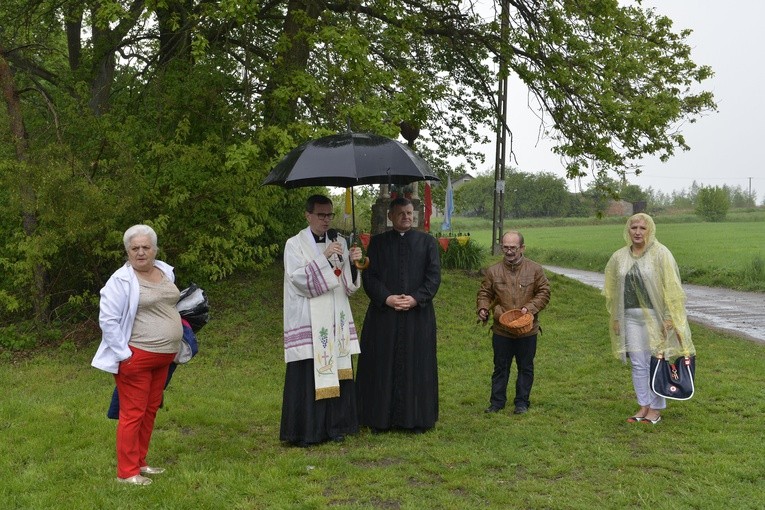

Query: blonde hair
622 213 656 247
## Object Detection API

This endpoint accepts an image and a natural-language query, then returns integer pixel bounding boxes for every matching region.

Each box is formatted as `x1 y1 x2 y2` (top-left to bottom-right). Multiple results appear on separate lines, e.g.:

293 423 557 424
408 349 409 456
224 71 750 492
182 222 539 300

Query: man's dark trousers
489 333 537 409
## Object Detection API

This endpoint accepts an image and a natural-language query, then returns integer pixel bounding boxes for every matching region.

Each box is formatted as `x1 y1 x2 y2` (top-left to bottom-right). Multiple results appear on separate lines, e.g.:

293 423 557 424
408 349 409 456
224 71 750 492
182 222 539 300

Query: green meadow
2 249 765 508
444 213 765 291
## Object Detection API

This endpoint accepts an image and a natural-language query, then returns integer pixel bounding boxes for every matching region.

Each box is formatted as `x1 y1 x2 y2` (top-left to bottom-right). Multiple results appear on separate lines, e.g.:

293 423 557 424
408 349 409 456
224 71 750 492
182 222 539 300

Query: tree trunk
261 0 323 130
0 50 49 327
65 6 83 71
157 0 194 65
88 23 116 115
86 1 147 115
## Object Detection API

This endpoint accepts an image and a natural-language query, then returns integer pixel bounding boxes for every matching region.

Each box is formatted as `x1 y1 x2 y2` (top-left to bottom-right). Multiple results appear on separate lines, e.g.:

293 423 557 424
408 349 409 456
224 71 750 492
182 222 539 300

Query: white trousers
625 308 666 410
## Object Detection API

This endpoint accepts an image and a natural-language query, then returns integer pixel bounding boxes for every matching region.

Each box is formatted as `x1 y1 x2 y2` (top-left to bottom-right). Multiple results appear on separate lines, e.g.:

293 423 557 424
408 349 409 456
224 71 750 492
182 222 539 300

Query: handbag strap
659 327 688 359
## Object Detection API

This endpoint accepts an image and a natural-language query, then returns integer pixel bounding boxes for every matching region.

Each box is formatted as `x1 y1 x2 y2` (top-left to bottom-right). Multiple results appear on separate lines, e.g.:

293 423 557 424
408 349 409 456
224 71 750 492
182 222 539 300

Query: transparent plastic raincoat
603 214 695 361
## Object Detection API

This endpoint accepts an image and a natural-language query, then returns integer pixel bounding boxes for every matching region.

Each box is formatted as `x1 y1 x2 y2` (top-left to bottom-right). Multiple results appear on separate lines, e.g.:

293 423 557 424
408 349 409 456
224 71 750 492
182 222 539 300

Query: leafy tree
0 0 716 335
582 174 620 216
695 186 730 222
498 1 715 182
620 184 646 204
509 171 576 218
644 186 671 210
454 173 494 217
456 169 584 219
670 189 694 210
727 185 756 209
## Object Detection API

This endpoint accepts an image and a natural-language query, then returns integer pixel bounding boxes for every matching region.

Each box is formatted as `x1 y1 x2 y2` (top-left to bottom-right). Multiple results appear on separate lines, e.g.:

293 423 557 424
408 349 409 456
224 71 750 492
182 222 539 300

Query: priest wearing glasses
279 194 364 446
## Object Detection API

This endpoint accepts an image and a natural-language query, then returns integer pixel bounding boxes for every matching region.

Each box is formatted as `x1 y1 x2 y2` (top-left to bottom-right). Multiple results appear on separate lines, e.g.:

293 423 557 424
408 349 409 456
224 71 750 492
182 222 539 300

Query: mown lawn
2 266 765 509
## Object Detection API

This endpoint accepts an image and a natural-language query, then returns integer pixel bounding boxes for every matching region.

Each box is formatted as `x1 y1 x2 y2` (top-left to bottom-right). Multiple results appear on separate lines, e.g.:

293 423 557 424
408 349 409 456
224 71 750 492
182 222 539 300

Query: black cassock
356 228 441 431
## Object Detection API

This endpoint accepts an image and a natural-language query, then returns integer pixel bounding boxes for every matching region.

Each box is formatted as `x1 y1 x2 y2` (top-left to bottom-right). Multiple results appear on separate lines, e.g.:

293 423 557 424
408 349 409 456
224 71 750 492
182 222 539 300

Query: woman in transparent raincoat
604 213 695 424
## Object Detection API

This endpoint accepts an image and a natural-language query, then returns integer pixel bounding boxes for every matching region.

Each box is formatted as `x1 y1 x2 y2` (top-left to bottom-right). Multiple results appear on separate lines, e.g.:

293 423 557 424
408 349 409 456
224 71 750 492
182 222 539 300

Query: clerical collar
311 232 326 243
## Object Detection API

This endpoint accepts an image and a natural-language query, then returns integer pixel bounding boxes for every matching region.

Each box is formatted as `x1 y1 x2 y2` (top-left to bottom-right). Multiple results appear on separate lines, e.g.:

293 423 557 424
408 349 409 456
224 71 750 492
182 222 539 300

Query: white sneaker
117 474 152 485
140 466 166 475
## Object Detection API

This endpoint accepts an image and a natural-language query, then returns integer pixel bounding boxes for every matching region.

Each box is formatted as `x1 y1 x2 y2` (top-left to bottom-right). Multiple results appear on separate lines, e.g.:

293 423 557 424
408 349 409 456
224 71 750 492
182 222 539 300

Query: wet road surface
544 265 765 344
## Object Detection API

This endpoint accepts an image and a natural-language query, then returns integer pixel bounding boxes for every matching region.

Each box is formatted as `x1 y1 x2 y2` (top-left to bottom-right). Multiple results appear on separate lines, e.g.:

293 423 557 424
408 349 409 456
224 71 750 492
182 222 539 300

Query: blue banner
441 176 454 232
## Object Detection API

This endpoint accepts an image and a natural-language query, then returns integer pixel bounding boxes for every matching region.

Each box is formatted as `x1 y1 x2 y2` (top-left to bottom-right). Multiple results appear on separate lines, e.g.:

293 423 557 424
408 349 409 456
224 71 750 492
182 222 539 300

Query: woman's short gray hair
123 224 158 251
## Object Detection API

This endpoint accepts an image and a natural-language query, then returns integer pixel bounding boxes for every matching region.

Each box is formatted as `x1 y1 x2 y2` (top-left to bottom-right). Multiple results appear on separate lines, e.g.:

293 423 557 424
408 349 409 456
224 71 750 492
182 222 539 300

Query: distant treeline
452 170 759 219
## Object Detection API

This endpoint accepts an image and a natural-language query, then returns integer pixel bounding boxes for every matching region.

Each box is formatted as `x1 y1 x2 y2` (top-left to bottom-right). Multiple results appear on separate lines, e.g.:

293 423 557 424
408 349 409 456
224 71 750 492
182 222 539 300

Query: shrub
0 324 38 351
695 186 730 222
439 236 484 270
744 255 765 284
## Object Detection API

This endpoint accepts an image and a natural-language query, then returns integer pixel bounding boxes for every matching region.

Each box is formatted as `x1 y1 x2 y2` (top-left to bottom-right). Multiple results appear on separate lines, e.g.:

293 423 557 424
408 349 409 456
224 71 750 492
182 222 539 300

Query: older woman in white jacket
92 225 182 485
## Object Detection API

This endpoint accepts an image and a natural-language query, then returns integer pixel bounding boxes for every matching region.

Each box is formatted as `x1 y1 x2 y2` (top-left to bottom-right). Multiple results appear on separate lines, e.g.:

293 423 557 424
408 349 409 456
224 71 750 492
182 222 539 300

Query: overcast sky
472 1 765 203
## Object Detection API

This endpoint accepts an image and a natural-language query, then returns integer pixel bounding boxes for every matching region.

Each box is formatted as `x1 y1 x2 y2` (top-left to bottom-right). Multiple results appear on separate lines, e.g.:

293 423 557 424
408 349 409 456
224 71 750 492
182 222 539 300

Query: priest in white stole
280 194 363 446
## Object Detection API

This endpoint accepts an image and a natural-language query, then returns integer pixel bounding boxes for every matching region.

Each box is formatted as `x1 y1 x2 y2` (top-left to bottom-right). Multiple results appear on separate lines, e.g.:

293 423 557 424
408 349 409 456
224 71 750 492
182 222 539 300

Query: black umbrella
262 131 439 233
262 131 439 189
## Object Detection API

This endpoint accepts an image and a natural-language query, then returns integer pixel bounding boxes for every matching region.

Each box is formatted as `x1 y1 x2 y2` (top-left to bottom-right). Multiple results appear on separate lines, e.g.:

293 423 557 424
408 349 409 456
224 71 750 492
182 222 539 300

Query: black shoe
484 406 502 413
513 406 528 415
330 435 345 443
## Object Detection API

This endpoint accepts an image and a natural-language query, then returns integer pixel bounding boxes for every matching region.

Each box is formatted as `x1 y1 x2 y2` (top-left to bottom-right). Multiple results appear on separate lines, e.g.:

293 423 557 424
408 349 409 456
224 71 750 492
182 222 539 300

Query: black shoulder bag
650 332 695 401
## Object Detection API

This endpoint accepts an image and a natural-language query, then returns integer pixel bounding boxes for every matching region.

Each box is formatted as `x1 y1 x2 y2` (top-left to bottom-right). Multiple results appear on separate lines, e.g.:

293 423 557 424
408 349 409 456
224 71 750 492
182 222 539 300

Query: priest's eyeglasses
501 245 522 252
312 213 335 220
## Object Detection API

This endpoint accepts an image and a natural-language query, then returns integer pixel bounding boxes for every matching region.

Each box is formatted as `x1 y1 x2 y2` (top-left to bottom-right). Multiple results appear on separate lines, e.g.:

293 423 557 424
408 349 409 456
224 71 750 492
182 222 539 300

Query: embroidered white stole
298 230 357 400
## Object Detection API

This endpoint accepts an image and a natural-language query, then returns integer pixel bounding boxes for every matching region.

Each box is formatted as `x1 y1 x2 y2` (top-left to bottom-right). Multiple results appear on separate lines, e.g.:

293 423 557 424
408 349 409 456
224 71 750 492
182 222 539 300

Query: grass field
2 266 765 509
439 212 765 291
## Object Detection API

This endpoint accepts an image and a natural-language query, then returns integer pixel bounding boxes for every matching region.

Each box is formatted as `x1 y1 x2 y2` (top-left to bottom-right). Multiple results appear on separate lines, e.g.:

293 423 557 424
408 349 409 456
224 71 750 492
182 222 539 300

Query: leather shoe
513 406 528 414
330 435 345 443
140 466 165 475
484 406 502 413
117 474 152 486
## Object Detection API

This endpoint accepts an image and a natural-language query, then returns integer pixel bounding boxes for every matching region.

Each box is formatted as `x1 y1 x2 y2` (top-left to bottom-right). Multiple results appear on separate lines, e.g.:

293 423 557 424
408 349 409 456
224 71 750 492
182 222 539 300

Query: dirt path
544 265 765 345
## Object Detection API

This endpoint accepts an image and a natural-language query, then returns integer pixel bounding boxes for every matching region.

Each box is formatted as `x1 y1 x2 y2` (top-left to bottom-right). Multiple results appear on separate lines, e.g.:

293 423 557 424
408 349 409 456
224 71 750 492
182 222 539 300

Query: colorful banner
344 188 352 219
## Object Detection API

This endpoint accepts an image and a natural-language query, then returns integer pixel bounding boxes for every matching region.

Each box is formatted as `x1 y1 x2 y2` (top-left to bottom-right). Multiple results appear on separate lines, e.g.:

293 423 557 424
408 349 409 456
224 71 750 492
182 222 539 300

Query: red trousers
114 347 176 478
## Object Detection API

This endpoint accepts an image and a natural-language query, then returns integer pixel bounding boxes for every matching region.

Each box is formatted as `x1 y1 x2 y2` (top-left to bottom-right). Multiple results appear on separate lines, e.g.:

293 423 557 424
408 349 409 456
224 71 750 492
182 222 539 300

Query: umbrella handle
354 256 370 270
351 238 369 269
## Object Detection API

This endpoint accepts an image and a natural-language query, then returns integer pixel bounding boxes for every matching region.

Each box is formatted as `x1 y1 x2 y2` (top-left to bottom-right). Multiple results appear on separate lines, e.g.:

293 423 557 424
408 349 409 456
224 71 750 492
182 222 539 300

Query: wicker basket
498 309 533 336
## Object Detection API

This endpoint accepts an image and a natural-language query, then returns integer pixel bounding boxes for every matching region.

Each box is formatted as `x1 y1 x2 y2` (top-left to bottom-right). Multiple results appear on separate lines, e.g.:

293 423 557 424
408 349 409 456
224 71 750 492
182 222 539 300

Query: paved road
544 265 765 344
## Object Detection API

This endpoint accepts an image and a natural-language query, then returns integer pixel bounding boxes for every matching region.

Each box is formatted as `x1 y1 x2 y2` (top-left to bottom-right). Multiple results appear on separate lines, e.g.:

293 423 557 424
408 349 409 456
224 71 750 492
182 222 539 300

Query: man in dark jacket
476 231 550 415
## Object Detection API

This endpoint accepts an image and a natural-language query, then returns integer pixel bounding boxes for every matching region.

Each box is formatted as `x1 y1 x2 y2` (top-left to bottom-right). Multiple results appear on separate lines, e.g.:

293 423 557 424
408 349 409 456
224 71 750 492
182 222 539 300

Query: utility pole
491 0 509 256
